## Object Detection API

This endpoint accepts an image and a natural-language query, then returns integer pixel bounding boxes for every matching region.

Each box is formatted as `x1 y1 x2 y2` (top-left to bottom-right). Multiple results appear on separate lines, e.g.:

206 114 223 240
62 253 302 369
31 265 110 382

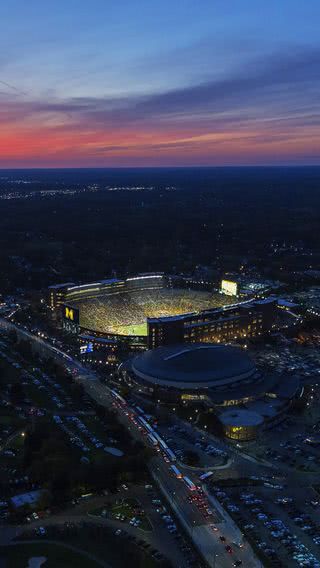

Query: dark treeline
0 167 319 292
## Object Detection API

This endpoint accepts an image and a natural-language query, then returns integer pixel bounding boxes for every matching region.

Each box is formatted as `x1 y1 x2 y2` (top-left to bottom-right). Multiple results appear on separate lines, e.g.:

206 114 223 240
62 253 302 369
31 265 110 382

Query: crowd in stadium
73 288 226 335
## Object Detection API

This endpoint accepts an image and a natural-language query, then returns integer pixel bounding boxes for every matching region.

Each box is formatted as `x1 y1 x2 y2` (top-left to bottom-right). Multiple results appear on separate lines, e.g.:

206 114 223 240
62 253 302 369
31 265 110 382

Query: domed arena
131 343 256 387
123 342 270 405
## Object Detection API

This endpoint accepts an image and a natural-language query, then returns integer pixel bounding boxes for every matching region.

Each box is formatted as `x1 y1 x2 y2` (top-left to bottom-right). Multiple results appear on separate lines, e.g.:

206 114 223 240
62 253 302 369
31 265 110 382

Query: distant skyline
1 0 320 167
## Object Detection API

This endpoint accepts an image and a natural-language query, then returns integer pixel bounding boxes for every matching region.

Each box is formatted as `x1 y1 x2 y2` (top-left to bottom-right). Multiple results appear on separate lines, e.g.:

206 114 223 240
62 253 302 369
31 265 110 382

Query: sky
0 0 319 167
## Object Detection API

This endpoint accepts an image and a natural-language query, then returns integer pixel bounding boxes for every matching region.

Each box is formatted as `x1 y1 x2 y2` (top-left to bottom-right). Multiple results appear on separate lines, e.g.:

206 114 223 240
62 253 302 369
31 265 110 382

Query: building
79 334 119 367
10 489 45 509
48 274 278 362
219 409 264 441
123 343 262 405
148 298 277 349
48 283 75 312
120 342 301 434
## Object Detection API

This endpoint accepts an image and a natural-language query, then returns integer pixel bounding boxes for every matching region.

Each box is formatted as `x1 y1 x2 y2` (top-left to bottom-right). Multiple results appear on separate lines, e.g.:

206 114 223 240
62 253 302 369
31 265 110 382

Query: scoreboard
221 279 238 297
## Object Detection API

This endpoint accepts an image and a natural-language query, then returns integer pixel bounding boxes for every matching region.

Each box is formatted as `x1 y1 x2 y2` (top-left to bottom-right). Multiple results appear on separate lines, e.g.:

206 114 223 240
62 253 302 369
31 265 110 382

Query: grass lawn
90 505 109 517
66 531 157 568
13 527 160 568
115 323 148 336
0 543 102 568
0 413 23 426
7 430 25 449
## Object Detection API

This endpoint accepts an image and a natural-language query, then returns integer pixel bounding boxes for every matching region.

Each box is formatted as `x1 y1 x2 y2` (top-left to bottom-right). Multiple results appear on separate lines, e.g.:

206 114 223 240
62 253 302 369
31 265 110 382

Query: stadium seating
73 289 229 335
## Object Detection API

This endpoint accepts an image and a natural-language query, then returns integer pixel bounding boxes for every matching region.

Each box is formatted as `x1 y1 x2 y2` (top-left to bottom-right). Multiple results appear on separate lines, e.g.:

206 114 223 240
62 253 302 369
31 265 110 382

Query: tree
8 329 17 344
183 450 200 467
51 470 71 504
36 491 51 511
16 340 33 360
9 382 25 405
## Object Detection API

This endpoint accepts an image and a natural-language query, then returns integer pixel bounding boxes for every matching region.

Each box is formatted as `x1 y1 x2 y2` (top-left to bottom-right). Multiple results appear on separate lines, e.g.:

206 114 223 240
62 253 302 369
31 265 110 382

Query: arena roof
219 409 264 428
207 373 277 404
131 343 257 389
48 282 75 289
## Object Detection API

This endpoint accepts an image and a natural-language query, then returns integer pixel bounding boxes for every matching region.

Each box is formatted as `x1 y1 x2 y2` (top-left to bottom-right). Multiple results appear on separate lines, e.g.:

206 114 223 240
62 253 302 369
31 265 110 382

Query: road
57 380 260 567
0 319 261 567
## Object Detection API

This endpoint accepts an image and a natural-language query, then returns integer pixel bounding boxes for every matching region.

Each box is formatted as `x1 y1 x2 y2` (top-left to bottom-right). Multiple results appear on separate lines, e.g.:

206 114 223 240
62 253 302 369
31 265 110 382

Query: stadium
72 285 222 337
49 273 279 359
52 273 236 344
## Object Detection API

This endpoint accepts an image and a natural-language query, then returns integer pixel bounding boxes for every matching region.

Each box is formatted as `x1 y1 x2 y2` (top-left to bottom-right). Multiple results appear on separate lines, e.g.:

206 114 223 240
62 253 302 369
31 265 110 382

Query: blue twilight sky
0 0 319 166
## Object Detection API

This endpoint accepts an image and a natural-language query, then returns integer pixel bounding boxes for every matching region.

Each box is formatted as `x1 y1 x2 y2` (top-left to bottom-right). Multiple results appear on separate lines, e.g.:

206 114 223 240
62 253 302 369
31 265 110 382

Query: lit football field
114 323 148 336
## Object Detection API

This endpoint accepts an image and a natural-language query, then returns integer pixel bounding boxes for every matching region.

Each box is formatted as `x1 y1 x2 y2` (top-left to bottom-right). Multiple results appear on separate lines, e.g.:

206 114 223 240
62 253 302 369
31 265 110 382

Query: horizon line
0 164 320 171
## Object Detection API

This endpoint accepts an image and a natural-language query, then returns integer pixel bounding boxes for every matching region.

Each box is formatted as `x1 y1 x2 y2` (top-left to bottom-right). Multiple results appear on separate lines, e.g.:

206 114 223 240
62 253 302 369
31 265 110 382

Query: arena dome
131 343 257 389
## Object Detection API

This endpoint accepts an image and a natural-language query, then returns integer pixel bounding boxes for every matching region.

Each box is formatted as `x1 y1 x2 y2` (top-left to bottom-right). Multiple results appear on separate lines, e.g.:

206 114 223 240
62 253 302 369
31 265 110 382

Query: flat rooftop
219 409 264 427
11 489 43 508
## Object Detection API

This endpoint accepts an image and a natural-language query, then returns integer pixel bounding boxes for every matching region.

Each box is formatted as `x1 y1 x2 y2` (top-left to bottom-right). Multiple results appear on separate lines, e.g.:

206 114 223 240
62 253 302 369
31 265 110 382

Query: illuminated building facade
148 298 277 349
219 409 264 441
78 334 119 367
48 282 75 311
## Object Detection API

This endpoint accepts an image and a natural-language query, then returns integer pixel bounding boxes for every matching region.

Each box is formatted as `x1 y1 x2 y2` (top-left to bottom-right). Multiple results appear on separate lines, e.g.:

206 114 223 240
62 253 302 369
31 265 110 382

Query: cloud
0 46 319 165
3 46 320 124
114 46 320 121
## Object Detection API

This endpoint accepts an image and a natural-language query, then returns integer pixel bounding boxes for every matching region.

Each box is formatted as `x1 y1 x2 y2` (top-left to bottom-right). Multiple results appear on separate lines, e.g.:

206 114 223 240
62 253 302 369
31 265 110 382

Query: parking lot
252 343 320 381
211 481 320 567
52 414 121 457
241 408 320 475
158 422 229 468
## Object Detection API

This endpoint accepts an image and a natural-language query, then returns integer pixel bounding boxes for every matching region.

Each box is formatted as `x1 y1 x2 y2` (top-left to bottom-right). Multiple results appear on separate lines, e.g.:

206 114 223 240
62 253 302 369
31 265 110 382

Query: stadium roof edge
48 282 75 289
